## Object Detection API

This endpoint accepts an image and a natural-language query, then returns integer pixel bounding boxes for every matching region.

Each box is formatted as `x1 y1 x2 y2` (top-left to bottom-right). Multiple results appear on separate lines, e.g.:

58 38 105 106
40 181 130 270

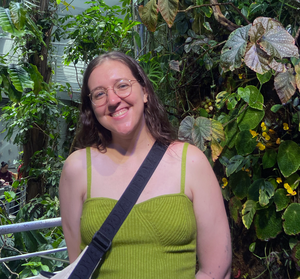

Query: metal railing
0 184 26 216
0 217 68 264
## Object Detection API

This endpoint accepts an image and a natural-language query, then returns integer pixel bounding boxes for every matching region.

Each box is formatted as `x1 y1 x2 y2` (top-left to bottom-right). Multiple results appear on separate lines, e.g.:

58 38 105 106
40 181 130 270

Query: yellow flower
269 129 275 134
249 130 258 138
256 142 265 151
262 132 270 141
283 123 289 130
276 138 281 145
284 183 296 196
238 73 243 79
276 177 282 184
261 122 267 131
222 178 228 188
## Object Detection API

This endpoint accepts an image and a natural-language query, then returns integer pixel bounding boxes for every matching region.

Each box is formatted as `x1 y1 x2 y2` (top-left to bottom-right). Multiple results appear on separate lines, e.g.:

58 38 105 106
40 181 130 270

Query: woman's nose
106 88 121 105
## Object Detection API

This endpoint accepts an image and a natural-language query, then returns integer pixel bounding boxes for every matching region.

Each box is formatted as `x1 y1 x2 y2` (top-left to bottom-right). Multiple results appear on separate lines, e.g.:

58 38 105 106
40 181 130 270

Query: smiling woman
59 51 232 279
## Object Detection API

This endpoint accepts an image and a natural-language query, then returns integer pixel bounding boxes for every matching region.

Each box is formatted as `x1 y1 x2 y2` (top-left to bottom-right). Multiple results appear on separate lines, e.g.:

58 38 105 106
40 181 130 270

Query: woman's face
88 60 148 141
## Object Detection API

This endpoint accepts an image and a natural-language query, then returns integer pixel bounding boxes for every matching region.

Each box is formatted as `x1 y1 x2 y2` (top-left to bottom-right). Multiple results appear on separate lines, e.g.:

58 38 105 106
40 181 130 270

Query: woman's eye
117 83 130 90
94 91 106 99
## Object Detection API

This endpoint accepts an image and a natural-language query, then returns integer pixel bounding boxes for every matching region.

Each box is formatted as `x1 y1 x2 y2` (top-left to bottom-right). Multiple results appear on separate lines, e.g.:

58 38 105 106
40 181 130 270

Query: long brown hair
75 51 176 151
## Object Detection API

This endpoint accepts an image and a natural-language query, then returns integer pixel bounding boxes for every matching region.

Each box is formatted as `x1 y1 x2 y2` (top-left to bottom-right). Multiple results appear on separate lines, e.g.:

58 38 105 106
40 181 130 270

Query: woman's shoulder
62 148 89 173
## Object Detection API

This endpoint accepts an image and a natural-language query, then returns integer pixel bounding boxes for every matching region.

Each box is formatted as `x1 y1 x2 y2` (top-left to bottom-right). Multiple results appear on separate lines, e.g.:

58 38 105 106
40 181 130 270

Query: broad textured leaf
229 171 250 199
283 203 300 235
292 242 300 270
259 27 299 59
220 24 251 72
178 116 194 144
10 2 26 30
169 60 180 72
248 178 264 201
211 119 225 161
138 0 158 32
242 200 257 229
274 188 290 211
254 205 282 241
269 59 286 73
277 140 300 177
262 149 277 169
244 43 271 74
226 155 244 177
237 87 250 103
295 63 300 91
224 121 238 149
237 107 265 130
21 231 38 251
8 64 34 92
215 91 230 110
259 181 275 206
158 0 178 28
229 196 242 223
257 71 272 85
248 85 264 110
248 21 265 43
0 7 23 36
192 117 212 151
253 17 282 31
235 130 257 156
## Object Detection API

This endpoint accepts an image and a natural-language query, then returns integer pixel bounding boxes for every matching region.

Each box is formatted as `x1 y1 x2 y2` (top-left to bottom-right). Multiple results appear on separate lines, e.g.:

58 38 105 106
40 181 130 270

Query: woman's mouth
111 108 128 118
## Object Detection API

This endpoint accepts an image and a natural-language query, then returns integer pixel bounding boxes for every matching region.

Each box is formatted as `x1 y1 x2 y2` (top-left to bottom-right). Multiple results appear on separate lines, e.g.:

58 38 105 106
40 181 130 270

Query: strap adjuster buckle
92 231 111 253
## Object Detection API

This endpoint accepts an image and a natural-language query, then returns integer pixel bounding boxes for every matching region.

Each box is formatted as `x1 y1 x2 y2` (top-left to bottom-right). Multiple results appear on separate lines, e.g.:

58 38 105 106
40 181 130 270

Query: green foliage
55 0 139 65
0 195 67 278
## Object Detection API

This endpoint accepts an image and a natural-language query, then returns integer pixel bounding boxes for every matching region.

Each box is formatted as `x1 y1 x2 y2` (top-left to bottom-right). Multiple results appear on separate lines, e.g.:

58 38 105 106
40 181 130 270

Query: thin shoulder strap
86 147 92 199
180 142 189 194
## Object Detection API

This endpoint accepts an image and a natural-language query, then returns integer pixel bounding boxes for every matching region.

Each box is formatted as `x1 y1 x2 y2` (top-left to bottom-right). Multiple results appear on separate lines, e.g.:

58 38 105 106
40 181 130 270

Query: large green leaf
248 178 264 202
237 107 265 130
10 2 26 30
274 188 290 211
0 7 23 36
178 116 194 144
138 0 158 32
235 130 257 156
274 68 297 104
242 200 257 229
192 117 212 151
262 149 277 169
248 86 264 110
27 64 43 95
254 205 282 241
224 121 238 149
229 196 242 224
225 155 244 177
211 119 225 161
8 64 34 92
158 0 178 28
282 203 300 235
220 24 251 72
229 171 250 199
259 181 275 206
215 91 230 110
277 140 300 177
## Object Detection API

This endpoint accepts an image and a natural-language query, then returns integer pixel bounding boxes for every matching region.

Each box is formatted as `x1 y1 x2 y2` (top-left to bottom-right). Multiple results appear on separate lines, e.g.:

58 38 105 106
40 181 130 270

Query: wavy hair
75 51 176 151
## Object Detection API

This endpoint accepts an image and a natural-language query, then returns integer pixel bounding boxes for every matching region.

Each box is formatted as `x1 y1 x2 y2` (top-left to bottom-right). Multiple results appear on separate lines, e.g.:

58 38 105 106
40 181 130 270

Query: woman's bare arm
59 149 87 263
185 145 232 279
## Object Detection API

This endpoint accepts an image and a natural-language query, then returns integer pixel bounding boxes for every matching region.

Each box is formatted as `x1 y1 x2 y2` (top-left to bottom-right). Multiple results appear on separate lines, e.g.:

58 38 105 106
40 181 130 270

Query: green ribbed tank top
80 143 197 279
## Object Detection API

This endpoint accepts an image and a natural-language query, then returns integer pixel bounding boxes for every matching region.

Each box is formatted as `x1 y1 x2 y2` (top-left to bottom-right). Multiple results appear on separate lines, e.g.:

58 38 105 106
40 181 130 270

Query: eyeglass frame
88 78 139 107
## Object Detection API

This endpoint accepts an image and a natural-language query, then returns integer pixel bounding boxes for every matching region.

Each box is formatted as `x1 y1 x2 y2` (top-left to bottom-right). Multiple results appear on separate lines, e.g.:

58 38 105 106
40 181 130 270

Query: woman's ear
143 88 148 103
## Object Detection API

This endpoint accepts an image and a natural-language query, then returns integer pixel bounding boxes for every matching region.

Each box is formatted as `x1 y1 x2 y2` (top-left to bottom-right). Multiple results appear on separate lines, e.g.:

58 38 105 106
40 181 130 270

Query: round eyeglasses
88 78 137 106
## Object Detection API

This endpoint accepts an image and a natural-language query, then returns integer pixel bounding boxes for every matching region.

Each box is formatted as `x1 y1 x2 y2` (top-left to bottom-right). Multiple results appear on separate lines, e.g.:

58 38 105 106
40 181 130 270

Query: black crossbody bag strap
68 141 168 279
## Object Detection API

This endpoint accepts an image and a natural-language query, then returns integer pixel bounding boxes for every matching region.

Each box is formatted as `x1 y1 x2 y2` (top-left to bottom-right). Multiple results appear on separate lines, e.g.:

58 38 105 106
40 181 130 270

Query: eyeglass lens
90 79 132 106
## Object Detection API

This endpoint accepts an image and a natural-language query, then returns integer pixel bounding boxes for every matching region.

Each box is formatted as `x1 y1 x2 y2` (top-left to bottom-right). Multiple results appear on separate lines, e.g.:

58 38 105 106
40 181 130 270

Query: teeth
112 109 127 117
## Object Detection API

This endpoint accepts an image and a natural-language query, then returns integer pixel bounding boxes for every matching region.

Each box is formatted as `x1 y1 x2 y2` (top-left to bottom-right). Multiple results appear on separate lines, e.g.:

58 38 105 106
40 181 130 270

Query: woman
0 161 13 186
59 52 232 278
